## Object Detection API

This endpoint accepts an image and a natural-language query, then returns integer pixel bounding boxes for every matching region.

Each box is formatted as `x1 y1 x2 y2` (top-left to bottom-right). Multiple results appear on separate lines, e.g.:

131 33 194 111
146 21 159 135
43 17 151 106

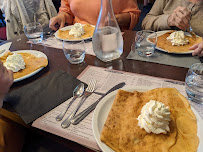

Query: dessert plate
154 30 194 54
92 86 203 152
13 50 48 82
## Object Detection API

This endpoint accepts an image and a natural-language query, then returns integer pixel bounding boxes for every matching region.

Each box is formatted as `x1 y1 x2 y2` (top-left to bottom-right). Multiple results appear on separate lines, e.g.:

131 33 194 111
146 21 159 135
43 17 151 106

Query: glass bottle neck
101 0 114 14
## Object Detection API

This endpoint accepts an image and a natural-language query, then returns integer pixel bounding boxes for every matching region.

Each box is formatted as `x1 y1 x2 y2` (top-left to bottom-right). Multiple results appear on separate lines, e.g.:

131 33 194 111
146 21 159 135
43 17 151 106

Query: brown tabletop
1 31 189 151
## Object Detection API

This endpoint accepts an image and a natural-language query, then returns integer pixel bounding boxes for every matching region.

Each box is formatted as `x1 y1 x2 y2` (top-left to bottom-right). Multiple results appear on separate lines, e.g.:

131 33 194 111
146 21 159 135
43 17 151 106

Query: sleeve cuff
157 14 171 30
128 12 140 30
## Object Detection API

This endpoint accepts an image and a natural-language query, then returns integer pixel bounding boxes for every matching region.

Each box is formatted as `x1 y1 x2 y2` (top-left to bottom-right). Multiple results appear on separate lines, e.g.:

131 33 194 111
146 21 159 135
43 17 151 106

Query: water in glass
185 63 203 104
26 32 43 43
64 49 85 64
93 26 123 62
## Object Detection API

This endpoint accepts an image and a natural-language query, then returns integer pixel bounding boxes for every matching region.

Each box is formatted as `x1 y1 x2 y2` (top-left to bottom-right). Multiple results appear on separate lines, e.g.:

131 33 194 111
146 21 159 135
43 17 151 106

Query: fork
61 79 96 128
189 25 196 40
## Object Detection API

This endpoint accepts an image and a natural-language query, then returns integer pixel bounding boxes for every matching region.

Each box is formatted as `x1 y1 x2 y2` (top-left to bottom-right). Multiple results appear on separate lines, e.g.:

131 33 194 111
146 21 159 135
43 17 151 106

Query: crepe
0 51 48 79
100 88 199 152
150 31 202 53
57 24 95 40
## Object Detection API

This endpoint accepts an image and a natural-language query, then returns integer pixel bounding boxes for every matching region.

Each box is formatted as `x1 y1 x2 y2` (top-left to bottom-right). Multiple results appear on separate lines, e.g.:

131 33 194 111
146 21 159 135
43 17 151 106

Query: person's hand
168 6 190 30
0 61 13 106
189 41 203 57
49 13 66 31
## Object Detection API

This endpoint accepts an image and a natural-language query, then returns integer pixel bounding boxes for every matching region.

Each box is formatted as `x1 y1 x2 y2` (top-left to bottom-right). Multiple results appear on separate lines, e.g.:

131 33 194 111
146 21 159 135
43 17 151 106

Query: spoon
56 83 85 121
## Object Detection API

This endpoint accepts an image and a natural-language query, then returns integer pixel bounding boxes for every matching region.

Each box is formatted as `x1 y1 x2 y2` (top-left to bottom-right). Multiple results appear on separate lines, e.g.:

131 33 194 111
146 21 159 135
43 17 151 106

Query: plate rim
0 42 12 57
92 86 203 152
13 50 48 82
55 24 95 42
155 30 194 54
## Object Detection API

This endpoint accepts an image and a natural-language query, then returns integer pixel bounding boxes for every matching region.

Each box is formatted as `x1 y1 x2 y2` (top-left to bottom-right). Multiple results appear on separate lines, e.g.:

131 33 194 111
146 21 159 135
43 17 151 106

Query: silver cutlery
189 25 196 40
71 82 126 125
56 83 84 121
188 13 196 40
61 79 96 128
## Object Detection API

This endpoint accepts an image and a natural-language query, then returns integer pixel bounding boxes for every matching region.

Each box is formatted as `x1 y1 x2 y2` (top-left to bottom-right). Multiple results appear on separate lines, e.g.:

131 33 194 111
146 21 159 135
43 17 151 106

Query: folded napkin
5 70 85 124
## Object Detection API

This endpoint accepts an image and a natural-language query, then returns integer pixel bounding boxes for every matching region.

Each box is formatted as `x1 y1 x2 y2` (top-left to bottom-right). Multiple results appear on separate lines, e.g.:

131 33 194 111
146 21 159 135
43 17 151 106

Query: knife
71 82 126 125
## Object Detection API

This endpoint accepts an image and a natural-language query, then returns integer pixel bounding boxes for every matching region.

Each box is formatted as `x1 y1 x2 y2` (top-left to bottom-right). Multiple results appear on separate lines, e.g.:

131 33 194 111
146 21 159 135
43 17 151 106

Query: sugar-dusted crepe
57 24 95 40
149 31 202 53
0 51 48 79
100 88 199 152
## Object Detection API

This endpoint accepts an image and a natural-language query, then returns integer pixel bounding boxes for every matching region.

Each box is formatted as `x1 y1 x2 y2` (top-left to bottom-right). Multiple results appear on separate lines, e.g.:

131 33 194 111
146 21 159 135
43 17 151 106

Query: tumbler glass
63 39 86 64
135 30 157 57
24 22 43 43
185 63 203 104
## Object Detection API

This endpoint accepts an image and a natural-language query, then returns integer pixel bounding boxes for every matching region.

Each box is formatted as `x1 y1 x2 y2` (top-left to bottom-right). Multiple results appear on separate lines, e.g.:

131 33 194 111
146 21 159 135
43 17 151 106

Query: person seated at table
189 41 203 57
141 0 203 37
0 61 25 152
49 0 141 31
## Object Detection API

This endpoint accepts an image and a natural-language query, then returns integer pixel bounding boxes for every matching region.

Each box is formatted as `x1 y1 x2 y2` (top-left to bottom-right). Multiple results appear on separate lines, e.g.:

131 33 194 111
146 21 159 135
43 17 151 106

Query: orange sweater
59 0 141 30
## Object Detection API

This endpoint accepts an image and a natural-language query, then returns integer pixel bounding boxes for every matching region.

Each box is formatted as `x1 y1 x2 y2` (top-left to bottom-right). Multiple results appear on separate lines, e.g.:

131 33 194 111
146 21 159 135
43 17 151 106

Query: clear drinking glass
135 30 157 57
63 39 86 64
24 22 43 43
185 63 203 104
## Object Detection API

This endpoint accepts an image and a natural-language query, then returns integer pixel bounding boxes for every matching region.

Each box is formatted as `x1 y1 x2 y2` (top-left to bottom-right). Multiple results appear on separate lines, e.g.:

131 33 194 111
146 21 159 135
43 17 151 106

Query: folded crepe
100 88 199 152
57 24 95 40
151 31 202 53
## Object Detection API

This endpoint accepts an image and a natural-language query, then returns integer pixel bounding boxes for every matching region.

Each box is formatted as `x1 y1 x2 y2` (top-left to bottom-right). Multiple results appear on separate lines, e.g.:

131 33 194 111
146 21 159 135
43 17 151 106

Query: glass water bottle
92 0 123 62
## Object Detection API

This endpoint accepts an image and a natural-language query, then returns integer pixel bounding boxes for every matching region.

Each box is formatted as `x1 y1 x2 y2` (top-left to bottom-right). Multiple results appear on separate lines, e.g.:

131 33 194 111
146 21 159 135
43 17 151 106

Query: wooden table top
2 30 189 151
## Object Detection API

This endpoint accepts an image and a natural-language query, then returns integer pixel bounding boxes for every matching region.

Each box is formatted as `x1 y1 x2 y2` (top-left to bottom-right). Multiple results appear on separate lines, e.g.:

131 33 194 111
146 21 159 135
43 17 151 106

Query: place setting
29 64 203 152
36 23 96 57
127 29 202 68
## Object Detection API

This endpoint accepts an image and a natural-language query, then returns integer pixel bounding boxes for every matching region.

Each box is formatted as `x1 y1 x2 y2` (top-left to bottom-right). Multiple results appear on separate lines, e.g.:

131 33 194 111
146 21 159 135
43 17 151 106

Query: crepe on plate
150 31 202 53
57 24 95 40
100 88 199 152
0 51 48 79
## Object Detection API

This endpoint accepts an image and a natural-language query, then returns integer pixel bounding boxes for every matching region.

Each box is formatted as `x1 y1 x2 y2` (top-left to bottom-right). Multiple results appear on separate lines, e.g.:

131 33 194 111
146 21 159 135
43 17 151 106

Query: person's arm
142 0 171 31
189 41 203 57
142 0 190 31
114 0 141 30
0 61 13 108
115 13 131 30
49 0 74 31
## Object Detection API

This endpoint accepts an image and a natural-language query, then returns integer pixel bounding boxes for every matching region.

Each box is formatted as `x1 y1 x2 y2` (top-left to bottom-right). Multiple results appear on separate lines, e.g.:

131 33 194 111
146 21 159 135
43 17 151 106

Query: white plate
155 30 194 54
13 50 48 82
92 86 203 152
55 25 95 41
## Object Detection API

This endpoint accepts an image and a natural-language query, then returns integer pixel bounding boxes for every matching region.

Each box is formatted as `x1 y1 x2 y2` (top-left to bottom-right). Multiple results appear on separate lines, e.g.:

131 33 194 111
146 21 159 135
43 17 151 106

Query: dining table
1 30 190 152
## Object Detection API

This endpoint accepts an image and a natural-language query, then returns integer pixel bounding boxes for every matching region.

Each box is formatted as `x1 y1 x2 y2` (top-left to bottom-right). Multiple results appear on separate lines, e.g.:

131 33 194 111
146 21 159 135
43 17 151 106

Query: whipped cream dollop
137 100 171 134
69 23 85 38
166 31 189 46
4 53 25 72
